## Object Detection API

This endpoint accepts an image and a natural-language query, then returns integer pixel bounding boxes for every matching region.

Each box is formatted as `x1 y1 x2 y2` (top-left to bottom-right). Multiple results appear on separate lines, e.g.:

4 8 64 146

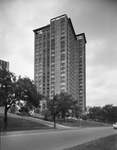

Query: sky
0 0 117 107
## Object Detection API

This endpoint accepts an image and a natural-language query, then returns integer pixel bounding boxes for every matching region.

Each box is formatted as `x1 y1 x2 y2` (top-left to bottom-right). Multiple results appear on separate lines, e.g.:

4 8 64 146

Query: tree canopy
16 77 42 107
47 94 61 128
58 92 77 118
47 92 78 128
88 104 117 123
0 69 42 128
0 69 16 109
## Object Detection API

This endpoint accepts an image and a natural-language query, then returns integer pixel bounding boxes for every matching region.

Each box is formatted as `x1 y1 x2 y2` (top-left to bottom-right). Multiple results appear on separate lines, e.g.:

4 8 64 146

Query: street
1 127 116 150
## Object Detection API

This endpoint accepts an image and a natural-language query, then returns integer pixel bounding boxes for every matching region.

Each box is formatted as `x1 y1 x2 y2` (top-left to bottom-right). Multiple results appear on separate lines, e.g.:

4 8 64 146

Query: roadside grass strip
64 134 117 150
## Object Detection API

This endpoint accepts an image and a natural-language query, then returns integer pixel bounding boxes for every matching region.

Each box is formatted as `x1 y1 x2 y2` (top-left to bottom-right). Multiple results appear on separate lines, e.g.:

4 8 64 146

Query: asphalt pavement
1 126 116 150
1 113 116 150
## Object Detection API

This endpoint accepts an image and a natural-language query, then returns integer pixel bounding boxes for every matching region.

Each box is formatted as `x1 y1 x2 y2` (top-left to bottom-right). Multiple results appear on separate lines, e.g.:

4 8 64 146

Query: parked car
113 123 117 129
65 116 78 121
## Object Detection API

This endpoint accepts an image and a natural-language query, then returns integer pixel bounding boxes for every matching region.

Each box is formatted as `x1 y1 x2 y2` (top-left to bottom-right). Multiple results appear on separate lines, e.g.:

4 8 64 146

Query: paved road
1 127 116 150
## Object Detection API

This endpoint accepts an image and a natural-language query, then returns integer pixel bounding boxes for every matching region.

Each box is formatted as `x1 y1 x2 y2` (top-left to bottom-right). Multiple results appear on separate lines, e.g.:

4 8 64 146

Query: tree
16 77 42 108
47 92 78 128
110 106 117 122
102 104 117 123
72 104 81 119
88 106 102 120
42 108 51 121
0 69 16 128
47 94 61 128
88 105 117 123
0 69 42 129
59 92 76 119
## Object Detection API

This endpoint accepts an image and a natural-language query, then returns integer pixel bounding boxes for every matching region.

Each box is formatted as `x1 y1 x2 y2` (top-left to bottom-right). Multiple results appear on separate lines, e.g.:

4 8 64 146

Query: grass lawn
57 119 111 128
0 114 51 132
64 134 117 150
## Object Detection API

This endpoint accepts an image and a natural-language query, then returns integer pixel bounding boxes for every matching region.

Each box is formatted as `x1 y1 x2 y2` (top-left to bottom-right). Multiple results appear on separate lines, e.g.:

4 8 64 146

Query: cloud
87 65 117 106
0 0 117 106
87 38 117 70
0 0 61 76
66 0 117 39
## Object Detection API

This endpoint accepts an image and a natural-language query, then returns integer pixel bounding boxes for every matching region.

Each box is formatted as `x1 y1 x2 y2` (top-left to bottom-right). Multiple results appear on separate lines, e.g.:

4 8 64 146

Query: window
61 76 65 80
61 49 65 53
43 42 46 47
51 90 55 95
61 71 65 74
51 77 55 81
51 56 55 61
61 62 65 66
61 57 65 61
61 80 65 83
61 27 65 31
51 39 55 43
51 43 55 47
51 81 55 85
51 64 55 69
61 45 65 49
51 86 55 89
61 66 65 71
61 18 65 23
61 36 65 40
51 68 55 72
51 51 55 55
47 33 50 38
61 54 65 61
51 72 55 76
61 32 65 36
61 41 65 45
51 60 55 64
61 85 65 88
61 53 65 57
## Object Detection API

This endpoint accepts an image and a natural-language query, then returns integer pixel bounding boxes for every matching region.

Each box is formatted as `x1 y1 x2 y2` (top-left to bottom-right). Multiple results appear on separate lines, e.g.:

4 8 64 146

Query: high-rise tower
33 14 86 112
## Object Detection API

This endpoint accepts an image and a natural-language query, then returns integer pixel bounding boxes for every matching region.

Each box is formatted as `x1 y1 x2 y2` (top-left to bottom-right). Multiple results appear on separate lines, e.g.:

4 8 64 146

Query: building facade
0 59 9 71
33 14 86 112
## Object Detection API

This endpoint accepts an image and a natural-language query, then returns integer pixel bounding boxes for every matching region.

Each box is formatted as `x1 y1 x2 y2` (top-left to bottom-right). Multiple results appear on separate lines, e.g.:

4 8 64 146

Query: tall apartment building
33 14 86 112
0 59 9 71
